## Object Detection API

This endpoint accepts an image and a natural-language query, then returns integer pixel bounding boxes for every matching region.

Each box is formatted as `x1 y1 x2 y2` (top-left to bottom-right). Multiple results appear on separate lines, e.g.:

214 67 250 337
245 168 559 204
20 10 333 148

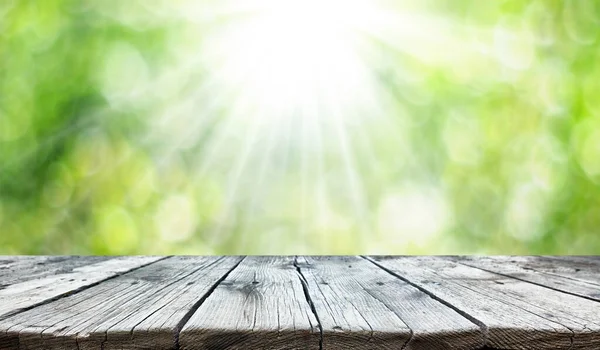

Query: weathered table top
0 256 599 350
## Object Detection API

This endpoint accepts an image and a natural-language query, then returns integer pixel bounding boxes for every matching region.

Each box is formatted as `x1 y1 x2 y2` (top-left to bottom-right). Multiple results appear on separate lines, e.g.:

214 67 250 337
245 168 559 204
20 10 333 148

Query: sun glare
87 0 493 253
203 0 384 122
5 0 587 255
158 0 467 250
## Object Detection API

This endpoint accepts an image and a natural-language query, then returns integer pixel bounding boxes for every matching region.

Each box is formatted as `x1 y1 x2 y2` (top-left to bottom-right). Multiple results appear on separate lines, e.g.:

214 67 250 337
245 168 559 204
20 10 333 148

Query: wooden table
0 256 599 349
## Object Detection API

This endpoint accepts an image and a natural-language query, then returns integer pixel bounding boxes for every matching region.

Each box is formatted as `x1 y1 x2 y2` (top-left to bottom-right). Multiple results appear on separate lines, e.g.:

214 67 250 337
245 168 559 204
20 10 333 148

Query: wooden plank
369 256 600 350
297 256 484 350
0 256 241 350
0 256 108 289
548 256 600 263
540 256 600 285
2 256 599 349
179 256 320 350
455 256 600 302
0 256 162 319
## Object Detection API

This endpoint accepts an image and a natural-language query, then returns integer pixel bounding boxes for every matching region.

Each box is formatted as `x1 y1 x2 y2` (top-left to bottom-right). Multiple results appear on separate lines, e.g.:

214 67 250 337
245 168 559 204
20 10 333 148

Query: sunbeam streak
4 0 590 255
145 0 476 251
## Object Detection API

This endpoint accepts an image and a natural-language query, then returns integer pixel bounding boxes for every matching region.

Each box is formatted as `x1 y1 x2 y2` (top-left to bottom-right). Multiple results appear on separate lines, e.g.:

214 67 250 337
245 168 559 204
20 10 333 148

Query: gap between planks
7 256 586 349
0 256 171 321
454 256 600 304
173 256 246 349
362 256 490 345
2 256 321 350
1 257 244 350
368 256 600 349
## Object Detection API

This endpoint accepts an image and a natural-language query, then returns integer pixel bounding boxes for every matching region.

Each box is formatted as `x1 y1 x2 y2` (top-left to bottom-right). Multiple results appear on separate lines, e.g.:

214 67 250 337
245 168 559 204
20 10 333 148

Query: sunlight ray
205 93 278 247
236 102 283 251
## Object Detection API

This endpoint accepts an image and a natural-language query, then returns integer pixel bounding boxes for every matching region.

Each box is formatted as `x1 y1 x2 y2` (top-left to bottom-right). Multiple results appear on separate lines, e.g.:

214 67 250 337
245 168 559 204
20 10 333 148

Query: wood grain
297 256 484 350
0 256 240 350
369 256 600 350
0 256 162 319
455 256 600 302
0 256 107 288
179 256 320 350
1 255 600 350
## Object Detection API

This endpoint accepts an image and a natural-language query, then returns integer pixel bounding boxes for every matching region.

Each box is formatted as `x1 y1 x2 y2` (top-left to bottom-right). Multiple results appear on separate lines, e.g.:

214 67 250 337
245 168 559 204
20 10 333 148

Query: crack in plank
293 257 323 350
362 256 490 347
455 259 600 304
173 256 246 350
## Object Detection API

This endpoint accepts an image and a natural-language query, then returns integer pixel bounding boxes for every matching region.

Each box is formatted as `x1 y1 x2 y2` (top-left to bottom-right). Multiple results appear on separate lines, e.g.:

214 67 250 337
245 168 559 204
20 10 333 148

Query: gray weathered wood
548 256 600 263
0 256 108 288
179 256 320 350
369 256 600 350
297 256 484 350
455 256 600 302
1 255 600 350
538 256 600 285
0 256 162 319
0 256 240 350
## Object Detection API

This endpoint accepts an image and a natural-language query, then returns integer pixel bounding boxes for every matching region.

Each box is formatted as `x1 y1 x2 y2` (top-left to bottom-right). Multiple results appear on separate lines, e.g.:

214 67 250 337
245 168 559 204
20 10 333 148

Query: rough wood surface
370 256 600 350
0 256 107 287
297 256 484 350
179 256 321 350
0 256 162 319
455 256 600 302
0 255 599 350
0 256 240 350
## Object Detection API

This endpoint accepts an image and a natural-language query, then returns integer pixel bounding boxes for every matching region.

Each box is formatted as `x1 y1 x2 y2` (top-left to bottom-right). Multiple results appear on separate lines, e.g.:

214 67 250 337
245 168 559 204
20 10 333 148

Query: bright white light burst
202 0 386 123
137 0 499 251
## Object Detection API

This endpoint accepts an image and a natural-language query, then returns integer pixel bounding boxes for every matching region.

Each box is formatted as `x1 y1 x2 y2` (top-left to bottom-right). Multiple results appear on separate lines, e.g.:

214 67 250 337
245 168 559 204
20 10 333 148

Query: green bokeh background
1 0 600 255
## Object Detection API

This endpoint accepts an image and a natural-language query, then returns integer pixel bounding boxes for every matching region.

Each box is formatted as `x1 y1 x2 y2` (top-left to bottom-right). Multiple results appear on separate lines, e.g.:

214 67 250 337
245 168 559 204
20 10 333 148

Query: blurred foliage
1 0 600 255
